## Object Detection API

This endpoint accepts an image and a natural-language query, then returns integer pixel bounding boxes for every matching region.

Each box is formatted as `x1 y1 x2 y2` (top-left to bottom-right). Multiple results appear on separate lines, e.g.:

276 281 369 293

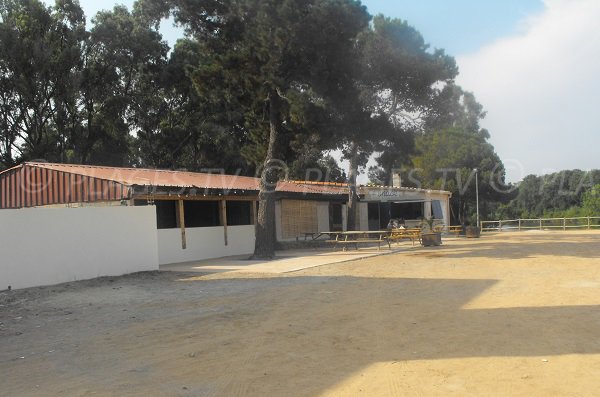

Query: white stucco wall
157 225 255 265
0 206 159 290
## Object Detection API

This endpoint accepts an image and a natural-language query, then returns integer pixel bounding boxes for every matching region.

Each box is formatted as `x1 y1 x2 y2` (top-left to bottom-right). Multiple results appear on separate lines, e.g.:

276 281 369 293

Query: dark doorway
329 203 343 231
379 202 391 229
368 203 380 231
390 202 424 221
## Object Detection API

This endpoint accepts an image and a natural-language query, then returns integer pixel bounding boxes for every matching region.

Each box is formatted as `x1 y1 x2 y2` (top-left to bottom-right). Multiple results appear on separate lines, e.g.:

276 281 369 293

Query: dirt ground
2 231 600 397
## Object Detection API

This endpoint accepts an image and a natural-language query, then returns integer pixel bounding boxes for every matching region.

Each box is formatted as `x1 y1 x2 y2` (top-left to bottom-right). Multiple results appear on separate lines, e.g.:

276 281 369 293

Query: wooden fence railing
480 217 600 232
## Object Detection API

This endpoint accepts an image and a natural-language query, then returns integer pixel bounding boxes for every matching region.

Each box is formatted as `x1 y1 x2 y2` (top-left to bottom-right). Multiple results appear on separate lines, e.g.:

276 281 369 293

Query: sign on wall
360 188 424 203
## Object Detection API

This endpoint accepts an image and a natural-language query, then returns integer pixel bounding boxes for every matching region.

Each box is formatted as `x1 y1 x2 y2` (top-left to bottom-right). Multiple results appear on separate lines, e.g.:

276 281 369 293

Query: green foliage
499 170 600 219
133 38 251 173
367 83 490 207
186 0 371 170
422 216 435 232
582 184 600 215
369 82 512 225
0 0 169 167
288 150 347 183
412 127 510 224
0 0 87 166
338 14 458 164
81 5 168 165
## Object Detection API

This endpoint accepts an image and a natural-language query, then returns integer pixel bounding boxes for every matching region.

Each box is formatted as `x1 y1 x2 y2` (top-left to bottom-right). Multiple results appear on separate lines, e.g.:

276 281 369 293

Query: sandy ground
1 231 600 397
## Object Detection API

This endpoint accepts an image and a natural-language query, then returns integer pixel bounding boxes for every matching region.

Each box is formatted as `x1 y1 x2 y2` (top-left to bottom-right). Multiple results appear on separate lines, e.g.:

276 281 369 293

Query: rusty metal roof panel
0 163 356 209
22 162 352 194
277 181 349 195
2 163 453 210
25 162 261 191
0 163 131 209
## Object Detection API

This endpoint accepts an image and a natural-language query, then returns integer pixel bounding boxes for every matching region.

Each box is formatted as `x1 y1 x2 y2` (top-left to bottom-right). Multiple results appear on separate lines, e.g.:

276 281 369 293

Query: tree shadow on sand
413 232 600 260
30 274 600 396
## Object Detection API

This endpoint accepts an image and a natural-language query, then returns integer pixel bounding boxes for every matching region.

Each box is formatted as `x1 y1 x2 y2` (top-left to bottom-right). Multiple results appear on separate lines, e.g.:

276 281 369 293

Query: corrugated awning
0 162 451 209
21 162 260 191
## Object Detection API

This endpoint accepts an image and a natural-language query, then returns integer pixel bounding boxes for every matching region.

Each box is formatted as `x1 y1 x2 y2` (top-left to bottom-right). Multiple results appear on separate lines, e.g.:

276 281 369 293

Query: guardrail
480 217 600 232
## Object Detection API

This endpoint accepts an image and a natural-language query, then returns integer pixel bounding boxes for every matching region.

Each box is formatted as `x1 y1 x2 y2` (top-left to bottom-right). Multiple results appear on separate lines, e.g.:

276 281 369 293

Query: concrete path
159 244 417 275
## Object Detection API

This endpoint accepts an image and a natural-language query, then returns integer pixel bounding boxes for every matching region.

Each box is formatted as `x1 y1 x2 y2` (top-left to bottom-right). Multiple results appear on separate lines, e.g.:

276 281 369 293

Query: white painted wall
0 206 159 290
424 198 432 219
157 225 255 265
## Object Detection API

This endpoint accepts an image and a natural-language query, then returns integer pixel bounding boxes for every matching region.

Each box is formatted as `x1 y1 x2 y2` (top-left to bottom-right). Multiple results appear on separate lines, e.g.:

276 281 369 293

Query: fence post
588 217 591 230
563 217 566 231
539 219 543 230
499 220 502 231
518 219 521 231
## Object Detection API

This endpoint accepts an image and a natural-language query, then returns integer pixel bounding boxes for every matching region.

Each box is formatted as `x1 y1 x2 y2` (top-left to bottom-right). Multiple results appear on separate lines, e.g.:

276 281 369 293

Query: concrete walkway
159 244 417 275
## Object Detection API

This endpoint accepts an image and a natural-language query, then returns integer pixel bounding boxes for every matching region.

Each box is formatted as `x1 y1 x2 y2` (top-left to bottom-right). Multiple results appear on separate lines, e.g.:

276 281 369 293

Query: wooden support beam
133 194 257 202
220 199 228 246
178 199 186 249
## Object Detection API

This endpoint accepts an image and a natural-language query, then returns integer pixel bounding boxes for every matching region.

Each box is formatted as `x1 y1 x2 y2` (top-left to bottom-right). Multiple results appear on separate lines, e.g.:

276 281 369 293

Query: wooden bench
433 224 445 233
387 228 422 246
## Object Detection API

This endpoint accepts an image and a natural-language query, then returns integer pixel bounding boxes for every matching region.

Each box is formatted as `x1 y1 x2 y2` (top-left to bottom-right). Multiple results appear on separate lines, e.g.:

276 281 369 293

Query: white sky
457 0 600 182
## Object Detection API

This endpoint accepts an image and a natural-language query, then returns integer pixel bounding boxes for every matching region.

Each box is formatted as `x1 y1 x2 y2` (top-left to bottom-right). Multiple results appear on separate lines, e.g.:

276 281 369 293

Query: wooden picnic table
387 228 422 246
447 225 463 236
317 230 392 250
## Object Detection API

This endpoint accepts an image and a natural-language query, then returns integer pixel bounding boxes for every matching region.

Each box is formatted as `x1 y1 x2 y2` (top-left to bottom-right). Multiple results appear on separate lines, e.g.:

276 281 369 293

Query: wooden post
518 219 521 231
220 199 228 246
588 216 591 230
178 199 186 249
563 217 566 231
499 220 502 231
539 219 543 230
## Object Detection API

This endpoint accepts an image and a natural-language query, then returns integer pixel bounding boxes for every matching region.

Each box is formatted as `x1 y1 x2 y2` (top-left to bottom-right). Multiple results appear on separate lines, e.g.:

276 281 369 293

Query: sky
455 0 600 182
364 0 600 183
45 0 600 183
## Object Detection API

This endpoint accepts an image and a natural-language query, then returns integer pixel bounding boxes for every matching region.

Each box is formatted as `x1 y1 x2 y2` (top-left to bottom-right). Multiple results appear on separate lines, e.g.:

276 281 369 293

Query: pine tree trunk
346 141 359 231
252 89 281 259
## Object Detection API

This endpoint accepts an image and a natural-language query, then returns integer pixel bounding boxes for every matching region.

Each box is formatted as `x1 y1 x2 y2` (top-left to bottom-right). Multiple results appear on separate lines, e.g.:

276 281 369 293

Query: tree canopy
497 170 600 219
367 82 510 225
0 0 532 254
334 14 458 230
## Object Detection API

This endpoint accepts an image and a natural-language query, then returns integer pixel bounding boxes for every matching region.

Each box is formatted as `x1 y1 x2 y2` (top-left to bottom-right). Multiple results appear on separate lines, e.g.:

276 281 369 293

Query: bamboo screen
280 199 318 239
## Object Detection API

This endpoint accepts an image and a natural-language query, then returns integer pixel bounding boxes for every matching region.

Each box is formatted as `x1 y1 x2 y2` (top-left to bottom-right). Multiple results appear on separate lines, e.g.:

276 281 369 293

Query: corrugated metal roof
0 162 450 209
277 180 348 195
14 162 350 195
0 163 131 209
21 162 261 191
